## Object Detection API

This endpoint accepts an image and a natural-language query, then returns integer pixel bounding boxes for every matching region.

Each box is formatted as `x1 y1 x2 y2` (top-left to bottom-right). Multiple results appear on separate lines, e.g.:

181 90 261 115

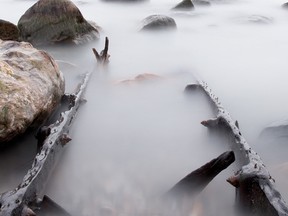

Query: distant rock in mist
0 39 64 143
115 73 163 85
282 2 288 9
192 0 211 7
140 15 177 31
172 0 195 11
18 0 100 45
101 0 147 2
260 119 288 140
234 15 273 25
0 19 20 41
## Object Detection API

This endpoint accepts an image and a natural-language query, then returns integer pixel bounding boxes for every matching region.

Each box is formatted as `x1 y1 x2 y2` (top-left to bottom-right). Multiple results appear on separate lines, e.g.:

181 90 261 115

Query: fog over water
1 0 288 215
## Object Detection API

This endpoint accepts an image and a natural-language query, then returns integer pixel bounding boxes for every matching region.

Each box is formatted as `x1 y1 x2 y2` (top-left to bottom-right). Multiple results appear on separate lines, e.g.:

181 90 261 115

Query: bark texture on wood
0 72 91 216
185 81 288 216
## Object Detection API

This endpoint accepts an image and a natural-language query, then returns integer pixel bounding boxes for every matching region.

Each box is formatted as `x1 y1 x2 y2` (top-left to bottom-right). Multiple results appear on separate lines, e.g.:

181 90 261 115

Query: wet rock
172 0 194 10
116 73 163 85
193 0 211 7
260 119 288 139
140 15 177 31
0 19 20 41
18 0 100 45
0 39 64 143
235 15 273 25
282 2 288 9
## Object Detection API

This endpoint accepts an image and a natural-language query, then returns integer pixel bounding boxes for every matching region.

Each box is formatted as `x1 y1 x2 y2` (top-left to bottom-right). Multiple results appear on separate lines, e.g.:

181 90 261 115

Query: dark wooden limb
34 195 70 216
0 72 92 216
166 151 235 199
92 36 110 65
185 81 288 216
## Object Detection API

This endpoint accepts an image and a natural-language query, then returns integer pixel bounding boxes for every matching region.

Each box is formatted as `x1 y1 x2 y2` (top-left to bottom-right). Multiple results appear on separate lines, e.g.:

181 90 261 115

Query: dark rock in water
140 15 177 31
282 2 288 9
0 39 64 143
18 0 100 45
260 119 288 140
193 0 211 7
172 0 194 10
185 84 201 92
0 20 20 41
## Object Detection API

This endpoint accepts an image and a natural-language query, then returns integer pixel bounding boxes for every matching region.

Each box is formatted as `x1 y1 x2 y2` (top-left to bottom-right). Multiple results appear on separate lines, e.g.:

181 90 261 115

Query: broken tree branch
92 37 110 65
0 72 92 216
166 151 235 199
185 81 288 216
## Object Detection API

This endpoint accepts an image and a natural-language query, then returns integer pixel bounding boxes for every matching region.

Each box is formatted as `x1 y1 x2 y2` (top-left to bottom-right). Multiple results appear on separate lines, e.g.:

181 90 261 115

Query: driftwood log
166 151 235 199
0 72 92 216
161 151 234 216
92 37 110 65
185 81 288 216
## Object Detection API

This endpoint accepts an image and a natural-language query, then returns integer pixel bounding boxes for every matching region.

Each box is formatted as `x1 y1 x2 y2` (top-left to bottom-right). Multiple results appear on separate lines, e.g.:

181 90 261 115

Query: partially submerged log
92 37 110 65
185 81 288 215
161 151 234 216
0 72 92 216
166 151 235 198
166 151 235 199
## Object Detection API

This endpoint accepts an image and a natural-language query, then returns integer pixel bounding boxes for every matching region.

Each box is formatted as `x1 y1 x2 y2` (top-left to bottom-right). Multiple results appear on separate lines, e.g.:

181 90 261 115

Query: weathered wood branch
185 81 288 216
0 72 92 216
166 151 235 199
92 36 110 65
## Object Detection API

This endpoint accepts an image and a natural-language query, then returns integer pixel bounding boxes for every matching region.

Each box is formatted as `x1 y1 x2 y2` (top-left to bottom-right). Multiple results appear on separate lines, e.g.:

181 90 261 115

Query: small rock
116 73 163 85
193 0 211 7
140 15 177 31
18 0 100 45
172 0 194 11
260 119 288 139
0 19 19 41
282 2 288 9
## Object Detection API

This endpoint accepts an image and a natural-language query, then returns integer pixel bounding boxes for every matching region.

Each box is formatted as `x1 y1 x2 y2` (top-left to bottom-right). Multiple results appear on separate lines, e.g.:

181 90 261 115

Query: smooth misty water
1 0 288 215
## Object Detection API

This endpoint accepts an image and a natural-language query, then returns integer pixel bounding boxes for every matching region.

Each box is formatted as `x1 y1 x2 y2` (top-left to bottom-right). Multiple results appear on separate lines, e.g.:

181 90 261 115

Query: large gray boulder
140 15 177 31
0 40 65 143
0 19 19 41
18 0 100 45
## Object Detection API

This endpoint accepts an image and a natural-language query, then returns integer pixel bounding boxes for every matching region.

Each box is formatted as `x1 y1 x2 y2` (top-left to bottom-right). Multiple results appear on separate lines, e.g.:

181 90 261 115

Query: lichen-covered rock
172 0 194 10
0 40 65 143
140 15 177 31
18 0 100 45
0 19 20 41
